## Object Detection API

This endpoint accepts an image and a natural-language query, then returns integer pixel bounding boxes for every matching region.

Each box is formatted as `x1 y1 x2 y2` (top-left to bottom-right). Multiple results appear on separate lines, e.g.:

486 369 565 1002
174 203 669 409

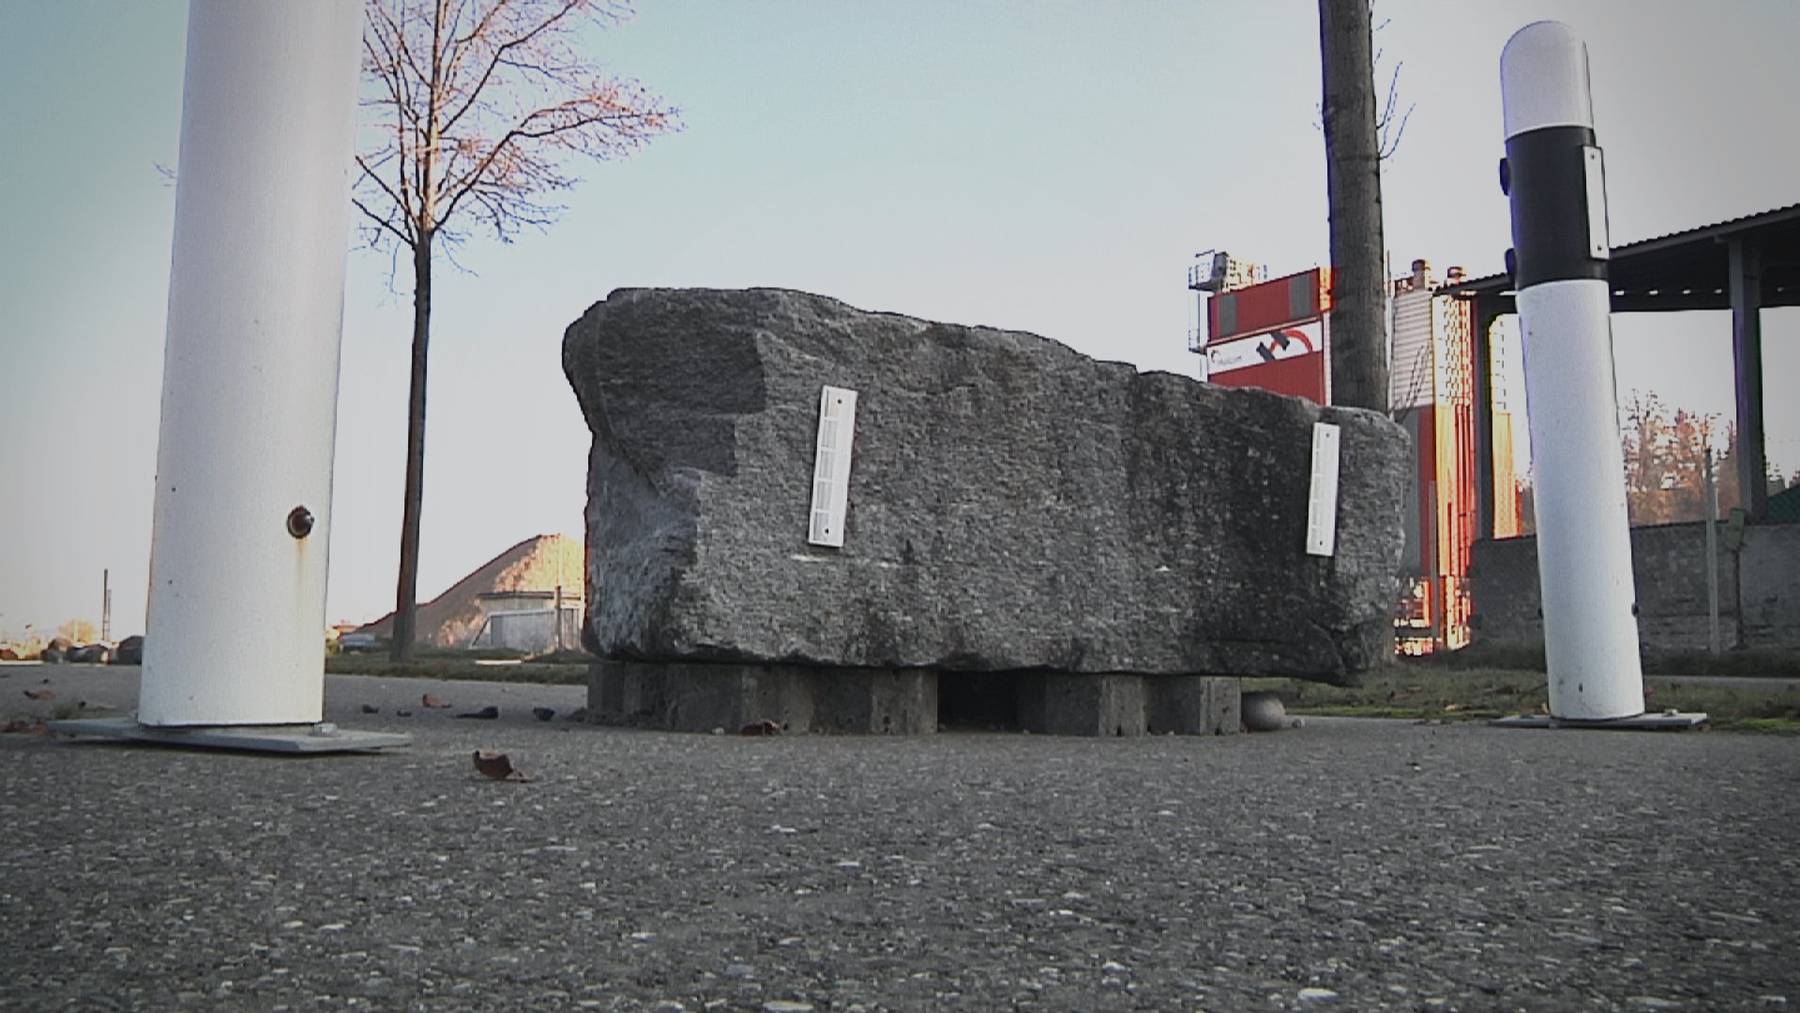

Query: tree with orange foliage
1618 390 1788 525
354 0 678 660
1620 392 1715 525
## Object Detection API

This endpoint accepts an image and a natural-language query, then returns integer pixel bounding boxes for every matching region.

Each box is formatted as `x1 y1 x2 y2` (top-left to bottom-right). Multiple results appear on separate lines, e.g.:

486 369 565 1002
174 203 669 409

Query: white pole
1705 448 1721 655
140 0 365 726
1500 22 1645 721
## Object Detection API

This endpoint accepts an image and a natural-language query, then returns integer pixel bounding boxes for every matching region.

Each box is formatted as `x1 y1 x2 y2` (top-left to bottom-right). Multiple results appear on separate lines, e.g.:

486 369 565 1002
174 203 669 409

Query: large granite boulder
563 288 1408 684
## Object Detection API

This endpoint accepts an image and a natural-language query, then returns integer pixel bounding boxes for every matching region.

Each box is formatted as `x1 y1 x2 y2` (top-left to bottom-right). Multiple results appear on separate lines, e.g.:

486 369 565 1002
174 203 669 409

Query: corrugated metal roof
1611 201 1800 253
1440 202 1800 312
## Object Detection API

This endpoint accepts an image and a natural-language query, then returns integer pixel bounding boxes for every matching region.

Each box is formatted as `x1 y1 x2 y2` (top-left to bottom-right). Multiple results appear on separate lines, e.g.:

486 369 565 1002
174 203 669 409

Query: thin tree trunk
390 237 432 661
1318 0 1389 412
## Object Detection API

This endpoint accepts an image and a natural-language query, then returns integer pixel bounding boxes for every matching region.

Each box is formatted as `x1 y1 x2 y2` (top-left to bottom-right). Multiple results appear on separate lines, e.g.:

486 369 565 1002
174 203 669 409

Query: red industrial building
1188 253 1521 653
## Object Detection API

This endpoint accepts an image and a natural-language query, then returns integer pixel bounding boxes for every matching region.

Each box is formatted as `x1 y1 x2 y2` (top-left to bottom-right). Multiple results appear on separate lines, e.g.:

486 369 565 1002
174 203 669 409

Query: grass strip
1247 664 1800 733
326 654 588 685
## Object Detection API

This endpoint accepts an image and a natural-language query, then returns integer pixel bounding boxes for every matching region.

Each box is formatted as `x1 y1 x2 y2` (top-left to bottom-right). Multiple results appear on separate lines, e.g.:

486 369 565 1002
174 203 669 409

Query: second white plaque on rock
808 386 858 547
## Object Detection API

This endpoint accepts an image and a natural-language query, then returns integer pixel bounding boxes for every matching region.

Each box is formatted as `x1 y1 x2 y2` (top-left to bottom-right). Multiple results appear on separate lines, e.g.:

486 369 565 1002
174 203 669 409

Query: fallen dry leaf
422 693 451 709
2 718 50 735
472 750 532 782
23 689 55 701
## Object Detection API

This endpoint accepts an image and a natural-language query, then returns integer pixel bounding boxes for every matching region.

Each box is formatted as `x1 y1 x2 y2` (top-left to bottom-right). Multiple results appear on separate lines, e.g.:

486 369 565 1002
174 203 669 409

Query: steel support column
1728 238 1767 520
1470 297 1501 541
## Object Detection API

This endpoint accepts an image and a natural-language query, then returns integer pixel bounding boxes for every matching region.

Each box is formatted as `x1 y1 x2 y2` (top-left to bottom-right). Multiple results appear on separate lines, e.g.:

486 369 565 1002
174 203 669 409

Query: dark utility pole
1318 0 1390 412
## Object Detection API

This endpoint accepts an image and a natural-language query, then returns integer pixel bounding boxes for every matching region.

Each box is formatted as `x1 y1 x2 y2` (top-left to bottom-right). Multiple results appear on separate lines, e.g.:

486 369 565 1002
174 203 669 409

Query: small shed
468 589 584 653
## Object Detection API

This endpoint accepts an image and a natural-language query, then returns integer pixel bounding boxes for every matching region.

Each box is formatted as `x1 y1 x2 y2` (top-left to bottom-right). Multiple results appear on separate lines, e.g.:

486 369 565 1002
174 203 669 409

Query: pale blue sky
2 0 1797 638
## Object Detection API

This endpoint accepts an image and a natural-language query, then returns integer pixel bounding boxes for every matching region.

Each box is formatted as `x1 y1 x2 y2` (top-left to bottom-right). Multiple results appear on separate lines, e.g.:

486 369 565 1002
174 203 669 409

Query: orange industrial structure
1189 253 1520 653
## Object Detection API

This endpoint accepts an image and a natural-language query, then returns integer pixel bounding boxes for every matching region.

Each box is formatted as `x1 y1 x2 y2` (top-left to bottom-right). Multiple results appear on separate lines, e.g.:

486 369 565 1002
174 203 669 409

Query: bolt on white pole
139 0 365 726
1499 21 1645 721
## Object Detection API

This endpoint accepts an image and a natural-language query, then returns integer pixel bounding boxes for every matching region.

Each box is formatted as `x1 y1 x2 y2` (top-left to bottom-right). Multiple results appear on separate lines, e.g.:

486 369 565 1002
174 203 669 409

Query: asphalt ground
2 665 1797 1011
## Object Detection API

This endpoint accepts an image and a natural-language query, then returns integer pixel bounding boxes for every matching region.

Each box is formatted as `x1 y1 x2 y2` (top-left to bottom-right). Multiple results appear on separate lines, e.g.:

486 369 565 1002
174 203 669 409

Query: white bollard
1499 22 1645 721
140 1 365 726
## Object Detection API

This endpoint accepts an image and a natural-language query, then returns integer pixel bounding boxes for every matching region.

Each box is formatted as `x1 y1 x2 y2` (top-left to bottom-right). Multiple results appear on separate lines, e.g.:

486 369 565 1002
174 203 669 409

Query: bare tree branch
351 195 415 247
1377 59 1415 160
437 0 586 138
354 153 415 238
1368 3 1414 162
437 79 670 232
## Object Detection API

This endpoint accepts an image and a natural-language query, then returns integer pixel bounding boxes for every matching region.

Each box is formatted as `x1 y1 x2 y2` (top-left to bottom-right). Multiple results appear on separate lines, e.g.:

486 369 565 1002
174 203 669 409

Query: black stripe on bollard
1504 124 1608 289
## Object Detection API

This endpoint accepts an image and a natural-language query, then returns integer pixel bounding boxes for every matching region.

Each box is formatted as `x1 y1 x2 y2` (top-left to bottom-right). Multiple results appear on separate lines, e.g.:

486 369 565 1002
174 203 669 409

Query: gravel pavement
2 663 1797 1011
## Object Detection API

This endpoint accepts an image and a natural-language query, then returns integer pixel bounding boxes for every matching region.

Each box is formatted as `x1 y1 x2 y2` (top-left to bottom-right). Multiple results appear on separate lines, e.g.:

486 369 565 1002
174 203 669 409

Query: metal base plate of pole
47 716 411 754
1491 711 1709 731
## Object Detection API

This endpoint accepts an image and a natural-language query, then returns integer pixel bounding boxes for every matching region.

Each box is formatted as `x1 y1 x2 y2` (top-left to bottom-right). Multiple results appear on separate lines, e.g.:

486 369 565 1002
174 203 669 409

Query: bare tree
356 0 677 660
1317 0 1388 412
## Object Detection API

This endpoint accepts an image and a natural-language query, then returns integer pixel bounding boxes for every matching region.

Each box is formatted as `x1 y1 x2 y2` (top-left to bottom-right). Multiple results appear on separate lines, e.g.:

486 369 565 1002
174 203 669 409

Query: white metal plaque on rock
1305 422 1341 557
808 386 858 547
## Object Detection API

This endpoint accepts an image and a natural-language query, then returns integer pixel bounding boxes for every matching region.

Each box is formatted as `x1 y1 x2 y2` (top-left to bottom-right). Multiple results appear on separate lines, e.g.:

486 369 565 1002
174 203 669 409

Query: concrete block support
590 660 937 734
811 670 940 735
1016 674 1241 737
589 662 1241 736
1145 675 1242 736
1017 674 1147 737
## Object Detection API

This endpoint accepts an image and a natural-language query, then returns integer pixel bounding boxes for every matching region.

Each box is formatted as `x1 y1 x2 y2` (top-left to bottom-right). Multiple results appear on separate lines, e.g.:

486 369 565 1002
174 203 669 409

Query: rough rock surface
564 288 1408 684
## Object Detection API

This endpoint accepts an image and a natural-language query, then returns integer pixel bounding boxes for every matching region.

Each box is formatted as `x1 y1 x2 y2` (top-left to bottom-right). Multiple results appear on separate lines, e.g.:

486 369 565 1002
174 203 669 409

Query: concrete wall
1739 525 1800 648
1471 521 1800 651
